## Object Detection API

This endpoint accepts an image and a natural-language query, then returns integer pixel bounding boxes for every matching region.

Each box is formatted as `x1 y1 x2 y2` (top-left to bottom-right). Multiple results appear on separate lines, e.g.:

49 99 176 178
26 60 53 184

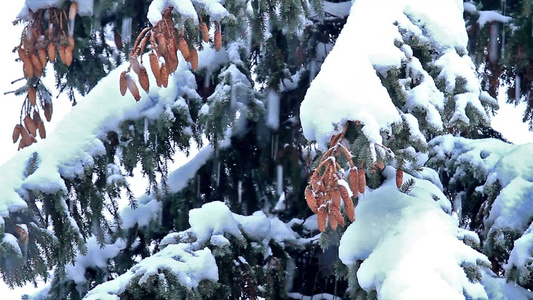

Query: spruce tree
1 0 533 300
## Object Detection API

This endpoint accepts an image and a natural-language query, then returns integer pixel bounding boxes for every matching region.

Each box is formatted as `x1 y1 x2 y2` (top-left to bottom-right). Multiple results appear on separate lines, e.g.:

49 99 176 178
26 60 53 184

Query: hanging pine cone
68 36 75 49
33 111 42 127
178 38 190 61
200 22 209 42
160 63 169 88
119 71 127 96
38 48 47 68
129 56 141 75
18 47 28 62
396 169 404 188
38 121 46 139
28 87 37 107
330 188 341 209
329 206 345 228
376 160 385 170
17 139 26 150
305 186 318 213
23 61 34 79
349 167 359 196
328 211 338 230
12 124 23 143
58 45 66 65
339 184 355 221
114 31 123 51
156 33 167 57
317 207 327 232
64 45 73 66
358 169 366 194
47 43 56 62
149 52 161 87
20 126 32 147
44 102 53 122
214 29 222 51
138 65 150 92
166 40 178 72
24 115 36 137
190 48 198 71
30 53 43 77
126 74 141 101
69 1 78 21
14 224 29 247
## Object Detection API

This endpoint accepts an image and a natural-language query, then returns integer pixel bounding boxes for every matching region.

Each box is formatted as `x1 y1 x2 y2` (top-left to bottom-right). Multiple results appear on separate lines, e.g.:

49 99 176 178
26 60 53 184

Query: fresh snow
322 1 352 19
83 201 300 299
0 26 232 229
189 201 244 244
300 0 401 150
429 135 533 294
17 0 94 19
84 244 218 300
463 2 512 28
5 0 532 299
507 222 533 280
485 178 533 234
147 0 229 25
66 237 126 285
339 166 489 300
482 269 533 300
288 292 339 300
403 53 445 131
477 11 512 28
2 233 22 257
120 195 161 229
300 0 493 150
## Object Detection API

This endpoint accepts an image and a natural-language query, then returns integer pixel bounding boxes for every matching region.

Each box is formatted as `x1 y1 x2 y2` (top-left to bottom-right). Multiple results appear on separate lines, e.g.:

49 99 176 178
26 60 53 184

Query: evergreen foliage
2 0 533 299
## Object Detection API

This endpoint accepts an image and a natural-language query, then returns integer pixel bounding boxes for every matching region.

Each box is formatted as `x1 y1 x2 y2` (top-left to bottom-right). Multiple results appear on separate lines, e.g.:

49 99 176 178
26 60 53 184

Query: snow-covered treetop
300 0 496 150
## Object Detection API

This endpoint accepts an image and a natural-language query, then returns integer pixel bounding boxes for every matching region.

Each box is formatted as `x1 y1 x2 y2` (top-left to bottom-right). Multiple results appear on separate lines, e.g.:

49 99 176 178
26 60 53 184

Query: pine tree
2 0 533 300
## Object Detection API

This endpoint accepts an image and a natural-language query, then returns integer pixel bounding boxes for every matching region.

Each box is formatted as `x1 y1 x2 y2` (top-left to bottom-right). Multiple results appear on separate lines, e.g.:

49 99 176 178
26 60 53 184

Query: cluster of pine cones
12 1 79 150
305 131 359 232
120 7 222 101
305 126 404 232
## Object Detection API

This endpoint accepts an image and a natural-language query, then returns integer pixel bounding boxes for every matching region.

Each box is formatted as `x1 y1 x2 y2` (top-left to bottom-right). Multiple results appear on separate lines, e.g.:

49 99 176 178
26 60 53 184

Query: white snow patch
339 166 488 299
2 233 22 256
147 0 229 25
189 201 244 244
66 237 126 285
300 0 401 149
84 244 218 299
121 195 161 229
18 0 93 19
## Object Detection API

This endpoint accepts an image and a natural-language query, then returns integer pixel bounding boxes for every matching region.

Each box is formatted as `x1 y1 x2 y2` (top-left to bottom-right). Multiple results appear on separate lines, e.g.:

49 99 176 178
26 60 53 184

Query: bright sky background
0 1 533 299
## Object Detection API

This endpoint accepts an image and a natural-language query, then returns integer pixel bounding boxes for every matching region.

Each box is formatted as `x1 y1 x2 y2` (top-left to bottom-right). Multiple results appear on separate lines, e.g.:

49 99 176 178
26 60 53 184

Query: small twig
131 27 152 56
10 77 26 85
318 147 335 165
336 142 354 168
374 142 394 155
